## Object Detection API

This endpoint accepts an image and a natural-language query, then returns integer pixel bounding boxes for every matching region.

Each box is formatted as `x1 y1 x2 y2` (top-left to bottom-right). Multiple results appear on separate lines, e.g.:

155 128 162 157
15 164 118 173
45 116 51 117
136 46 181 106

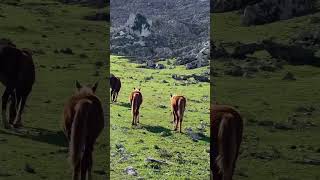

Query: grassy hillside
0 0 109 179
212 7 320 180
110 56 210 179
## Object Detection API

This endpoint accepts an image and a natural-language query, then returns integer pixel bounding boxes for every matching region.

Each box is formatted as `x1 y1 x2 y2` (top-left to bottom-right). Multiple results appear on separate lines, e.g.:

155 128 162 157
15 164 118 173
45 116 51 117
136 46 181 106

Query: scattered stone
123 166 138 176
282 72 296 81
60 48 74 55
24 163 35 174
145 157 168 165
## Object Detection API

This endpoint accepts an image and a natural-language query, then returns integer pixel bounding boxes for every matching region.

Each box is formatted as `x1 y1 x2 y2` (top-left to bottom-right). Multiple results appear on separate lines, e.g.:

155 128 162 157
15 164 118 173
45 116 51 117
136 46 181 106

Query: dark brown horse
210 104 243 180
129 88 142 125
170 94 186 133
0 41 35 129
109 74 121 102
63 81 104 180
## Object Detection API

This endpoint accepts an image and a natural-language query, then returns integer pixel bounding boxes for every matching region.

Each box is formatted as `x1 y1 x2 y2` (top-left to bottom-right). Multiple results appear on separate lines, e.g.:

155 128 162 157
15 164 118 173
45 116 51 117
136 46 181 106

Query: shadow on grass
116 102 131 108
142 124 173 135
0 126 67 147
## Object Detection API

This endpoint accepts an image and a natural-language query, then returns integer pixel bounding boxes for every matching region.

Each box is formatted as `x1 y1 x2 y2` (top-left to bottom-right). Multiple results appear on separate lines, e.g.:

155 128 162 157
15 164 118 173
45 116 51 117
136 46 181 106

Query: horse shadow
116 102 131 108
0 126 67 147
142 124 173 136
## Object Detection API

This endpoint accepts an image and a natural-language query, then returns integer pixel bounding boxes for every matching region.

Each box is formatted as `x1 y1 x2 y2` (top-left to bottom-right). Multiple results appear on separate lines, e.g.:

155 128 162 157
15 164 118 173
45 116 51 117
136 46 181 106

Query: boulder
243 0 313 26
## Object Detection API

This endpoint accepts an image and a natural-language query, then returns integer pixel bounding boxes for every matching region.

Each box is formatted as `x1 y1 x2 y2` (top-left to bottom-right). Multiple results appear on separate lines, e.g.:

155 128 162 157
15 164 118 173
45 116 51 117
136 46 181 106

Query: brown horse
0 41 35 129
109 74 121 102
210 104 243 180
63 81 104 180
129 88 142 126
170 94 186 133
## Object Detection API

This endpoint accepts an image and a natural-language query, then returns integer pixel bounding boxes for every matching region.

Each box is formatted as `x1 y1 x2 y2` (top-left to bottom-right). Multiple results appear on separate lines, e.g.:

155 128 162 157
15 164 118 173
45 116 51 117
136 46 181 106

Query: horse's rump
211 105 243 180
131 92 142 114
69 99 92 166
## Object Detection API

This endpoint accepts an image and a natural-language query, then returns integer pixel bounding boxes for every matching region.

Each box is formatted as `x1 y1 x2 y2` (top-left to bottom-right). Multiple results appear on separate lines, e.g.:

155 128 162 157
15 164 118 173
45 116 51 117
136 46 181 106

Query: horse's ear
92 82 99 93
75 80 82 90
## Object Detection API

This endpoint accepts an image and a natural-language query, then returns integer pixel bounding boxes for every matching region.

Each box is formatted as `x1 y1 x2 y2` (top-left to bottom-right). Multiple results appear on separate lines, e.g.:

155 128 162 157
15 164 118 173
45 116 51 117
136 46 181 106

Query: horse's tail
177 97 186 121
216 113 237 180
131 95 138 115
69 99 92 168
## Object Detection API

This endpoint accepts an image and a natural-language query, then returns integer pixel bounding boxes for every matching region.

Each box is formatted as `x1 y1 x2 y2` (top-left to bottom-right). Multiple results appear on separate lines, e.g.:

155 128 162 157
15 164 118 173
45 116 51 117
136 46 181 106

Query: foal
170 94 186 133
109 74 121 102
129 88 142 125
210 105 243 180
63 81 104 180
0 43 35 128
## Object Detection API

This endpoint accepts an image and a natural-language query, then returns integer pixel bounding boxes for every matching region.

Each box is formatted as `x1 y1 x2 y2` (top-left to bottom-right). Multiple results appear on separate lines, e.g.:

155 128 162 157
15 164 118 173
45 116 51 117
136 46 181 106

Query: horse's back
0 45 35 89
210 105 243 139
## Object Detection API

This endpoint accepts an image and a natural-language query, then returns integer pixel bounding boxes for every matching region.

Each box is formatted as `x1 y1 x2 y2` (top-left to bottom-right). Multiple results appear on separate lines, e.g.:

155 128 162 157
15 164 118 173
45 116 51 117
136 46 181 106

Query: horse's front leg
2 88 11 129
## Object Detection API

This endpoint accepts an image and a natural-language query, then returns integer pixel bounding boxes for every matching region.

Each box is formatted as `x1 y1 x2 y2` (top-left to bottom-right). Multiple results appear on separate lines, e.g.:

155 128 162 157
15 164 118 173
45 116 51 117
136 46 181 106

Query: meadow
0 0 109 179
110 56 210 179
212 6 320 180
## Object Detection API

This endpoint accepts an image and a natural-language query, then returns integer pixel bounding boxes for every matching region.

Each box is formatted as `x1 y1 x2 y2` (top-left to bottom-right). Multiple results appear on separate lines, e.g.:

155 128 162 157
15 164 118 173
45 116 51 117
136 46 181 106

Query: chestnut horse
109 74 121 102
0 41 35 128
63 81 104 180
210 105 243 180
170 94 186 133
129 88 142 125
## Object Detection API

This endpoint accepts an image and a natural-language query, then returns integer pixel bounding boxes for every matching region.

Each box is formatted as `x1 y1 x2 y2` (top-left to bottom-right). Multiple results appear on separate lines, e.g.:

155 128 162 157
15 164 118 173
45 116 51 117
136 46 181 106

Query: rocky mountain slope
110 0 210 69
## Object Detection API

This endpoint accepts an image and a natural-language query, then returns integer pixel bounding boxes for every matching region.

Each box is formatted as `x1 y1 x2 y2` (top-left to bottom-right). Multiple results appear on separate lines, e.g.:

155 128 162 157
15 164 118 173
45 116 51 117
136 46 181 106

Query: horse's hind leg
72 162 81 180
2 88 11 129
9 92 17 125
80 150 89 180
13 94 27 128
136 110 140 124
110 90 114 102
87 150 93 180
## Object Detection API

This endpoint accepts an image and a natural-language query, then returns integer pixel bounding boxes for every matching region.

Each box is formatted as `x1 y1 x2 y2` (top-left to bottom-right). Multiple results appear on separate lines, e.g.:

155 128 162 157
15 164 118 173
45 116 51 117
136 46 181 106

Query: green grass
212 8 320 180
110 56 210 179
0 0 109 179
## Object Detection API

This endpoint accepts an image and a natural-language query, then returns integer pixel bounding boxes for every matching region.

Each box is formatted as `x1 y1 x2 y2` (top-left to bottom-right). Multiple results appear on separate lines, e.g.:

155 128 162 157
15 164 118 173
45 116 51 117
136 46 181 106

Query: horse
63 81 104 180
129 88 142 126
210 104 243 180
109 74 121 102
170 94 186 133
0 41 35 129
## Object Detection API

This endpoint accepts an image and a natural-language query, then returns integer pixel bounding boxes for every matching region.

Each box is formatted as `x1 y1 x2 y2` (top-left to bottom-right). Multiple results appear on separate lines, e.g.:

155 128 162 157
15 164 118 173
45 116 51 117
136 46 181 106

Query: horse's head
76 80 98 94
133 87 141 92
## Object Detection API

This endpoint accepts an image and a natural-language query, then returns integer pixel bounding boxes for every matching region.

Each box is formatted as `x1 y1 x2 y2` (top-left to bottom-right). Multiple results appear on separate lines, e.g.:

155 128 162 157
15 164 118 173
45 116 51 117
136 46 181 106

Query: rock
231 43 263 59
224 65 244 77
24 163 35 174
192 74 210 82
243 0 314 26
84 12 110 21
282 72 296 81
123 166 138 176
146 60 156 68
263 40 319 66
60 48 74 55
155 63 165 69
185 128 201 142
145 157 168 165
